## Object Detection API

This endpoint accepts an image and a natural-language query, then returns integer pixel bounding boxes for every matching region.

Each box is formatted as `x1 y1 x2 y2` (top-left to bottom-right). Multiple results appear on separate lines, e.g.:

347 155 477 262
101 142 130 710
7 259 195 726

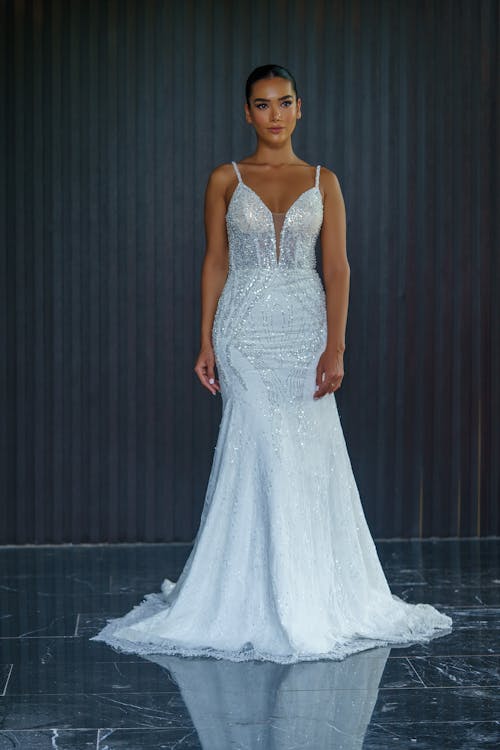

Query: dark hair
245 64 299 106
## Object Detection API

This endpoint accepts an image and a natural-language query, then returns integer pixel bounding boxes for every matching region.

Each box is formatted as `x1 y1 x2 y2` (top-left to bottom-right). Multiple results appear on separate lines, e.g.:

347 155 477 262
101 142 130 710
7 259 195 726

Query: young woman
93 64 452 663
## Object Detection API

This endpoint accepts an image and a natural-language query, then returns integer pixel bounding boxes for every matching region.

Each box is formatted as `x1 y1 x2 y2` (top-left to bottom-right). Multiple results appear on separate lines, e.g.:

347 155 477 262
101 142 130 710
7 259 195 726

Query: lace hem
90 590 453 665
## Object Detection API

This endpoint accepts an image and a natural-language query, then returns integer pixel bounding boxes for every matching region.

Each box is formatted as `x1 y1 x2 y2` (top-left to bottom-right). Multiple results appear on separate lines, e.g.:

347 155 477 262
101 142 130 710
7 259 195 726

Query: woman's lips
269 127 284 133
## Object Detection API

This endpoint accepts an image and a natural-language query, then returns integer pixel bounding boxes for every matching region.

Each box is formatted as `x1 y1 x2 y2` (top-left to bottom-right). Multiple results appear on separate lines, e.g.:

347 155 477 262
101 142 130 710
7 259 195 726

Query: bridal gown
92 161 452 663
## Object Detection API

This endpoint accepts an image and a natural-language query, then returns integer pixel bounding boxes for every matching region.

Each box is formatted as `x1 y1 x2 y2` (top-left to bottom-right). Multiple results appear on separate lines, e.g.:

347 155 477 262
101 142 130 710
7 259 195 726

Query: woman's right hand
194 344 221 396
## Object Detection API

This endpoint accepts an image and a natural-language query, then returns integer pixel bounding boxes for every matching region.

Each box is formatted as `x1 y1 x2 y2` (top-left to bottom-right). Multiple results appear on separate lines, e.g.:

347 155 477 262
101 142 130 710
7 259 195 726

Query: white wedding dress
92 161 452 663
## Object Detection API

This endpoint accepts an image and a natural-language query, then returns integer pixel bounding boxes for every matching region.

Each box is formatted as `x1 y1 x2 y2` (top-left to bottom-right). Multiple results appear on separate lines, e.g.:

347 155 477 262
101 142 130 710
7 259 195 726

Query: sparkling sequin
91 161 452 663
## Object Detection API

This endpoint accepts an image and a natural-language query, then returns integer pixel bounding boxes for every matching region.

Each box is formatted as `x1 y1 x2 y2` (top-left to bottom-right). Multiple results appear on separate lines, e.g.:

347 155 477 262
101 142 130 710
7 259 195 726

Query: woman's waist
222 267 323 296
215 269 326 330
225 266 321 280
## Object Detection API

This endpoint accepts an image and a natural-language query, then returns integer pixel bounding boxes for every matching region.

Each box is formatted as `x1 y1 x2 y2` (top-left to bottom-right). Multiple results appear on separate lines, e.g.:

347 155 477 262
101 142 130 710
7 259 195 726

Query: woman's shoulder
293 161 339 189
316 164 338 179
316 165 342 193
207 161 237 182
204 162 239 196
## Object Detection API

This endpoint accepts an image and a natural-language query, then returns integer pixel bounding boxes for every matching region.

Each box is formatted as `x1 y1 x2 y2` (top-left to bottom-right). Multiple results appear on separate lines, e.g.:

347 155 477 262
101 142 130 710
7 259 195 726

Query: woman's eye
255 101 292 110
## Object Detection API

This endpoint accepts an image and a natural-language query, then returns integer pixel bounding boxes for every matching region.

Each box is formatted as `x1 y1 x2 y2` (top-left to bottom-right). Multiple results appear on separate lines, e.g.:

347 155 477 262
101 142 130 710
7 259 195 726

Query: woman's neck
248 141 299 166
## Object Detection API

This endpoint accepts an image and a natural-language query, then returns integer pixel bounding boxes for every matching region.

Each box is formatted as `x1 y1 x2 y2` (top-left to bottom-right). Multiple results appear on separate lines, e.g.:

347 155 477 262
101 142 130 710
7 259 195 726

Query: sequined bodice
225 161 324 270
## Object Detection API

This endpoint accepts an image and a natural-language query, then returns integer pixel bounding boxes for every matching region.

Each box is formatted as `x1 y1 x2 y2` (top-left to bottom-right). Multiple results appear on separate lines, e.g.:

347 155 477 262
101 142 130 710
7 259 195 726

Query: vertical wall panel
1 0 498 543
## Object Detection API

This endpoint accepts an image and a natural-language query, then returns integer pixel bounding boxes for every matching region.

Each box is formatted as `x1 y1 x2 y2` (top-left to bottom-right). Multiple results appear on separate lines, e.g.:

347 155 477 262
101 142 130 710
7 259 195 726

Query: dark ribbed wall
1 0 498 543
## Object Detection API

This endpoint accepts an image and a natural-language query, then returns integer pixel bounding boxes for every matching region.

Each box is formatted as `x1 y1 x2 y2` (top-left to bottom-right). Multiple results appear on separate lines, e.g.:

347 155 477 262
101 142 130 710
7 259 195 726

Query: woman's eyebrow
252 95 294 103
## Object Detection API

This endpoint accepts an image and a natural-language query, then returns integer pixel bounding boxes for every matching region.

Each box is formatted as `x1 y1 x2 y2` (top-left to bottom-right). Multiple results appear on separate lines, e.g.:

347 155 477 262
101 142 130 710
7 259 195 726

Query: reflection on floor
0 540 498 748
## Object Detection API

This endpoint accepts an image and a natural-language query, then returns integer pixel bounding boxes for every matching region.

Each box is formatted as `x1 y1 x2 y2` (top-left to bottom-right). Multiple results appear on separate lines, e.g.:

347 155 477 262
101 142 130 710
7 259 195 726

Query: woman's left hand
313 347 345 399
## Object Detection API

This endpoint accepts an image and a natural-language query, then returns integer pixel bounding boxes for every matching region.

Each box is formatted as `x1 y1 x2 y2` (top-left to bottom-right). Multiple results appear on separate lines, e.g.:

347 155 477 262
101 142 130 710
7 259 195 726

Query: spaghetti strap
231 161 243 184
315 164 321 188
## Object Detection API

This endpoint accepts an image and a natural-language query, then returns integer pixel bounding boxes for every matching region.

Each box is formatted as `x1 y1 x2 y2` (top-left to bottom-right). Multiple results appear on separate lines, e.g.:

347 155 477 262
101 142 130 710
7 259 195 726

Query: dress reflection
145 647 391 749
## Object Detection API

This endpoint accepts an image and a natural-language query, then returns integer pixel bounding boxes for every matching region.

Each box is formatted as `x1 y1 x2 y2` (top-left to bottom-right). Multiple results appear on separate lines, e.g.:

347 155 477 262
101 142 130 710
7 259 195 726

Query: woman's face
244 76 302 143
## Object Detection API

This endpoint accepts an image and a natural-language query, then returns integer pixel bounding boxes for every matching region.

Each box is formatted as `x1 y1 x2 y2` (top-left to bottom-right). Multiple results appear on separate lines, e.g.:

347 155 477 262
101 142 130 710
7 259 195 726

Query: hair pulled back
245 64 299 106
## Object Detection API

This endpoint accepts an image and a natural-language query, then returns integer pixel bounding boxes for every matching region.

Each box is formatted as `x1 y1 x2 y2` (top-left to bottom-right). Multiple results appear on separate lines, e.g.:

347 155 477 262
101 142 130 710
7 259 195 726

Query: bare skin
194 76 350 400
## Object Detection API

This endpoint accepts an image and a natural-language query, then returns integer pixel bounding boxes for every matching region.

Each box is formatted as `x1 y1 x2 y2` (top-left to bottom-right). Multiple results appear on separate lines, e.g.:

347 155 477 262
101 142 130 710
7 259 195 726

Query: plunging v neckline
240 183 319 222
239 183 321 265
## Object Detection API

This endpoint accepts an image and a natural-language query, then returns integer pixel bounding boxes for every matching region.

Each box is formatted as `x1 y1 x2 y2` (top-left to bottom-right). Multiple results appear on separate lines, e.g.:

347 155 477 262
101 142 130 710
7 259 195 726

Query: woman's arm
314 168 350 399
194 165 230 395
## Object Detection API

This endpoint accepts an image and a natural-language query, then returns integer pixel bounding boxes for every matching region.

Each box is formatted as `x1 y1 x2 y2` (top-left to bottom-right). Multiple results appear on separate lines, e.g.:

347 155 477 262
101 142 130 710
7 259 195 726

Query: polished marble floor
0 540 498 749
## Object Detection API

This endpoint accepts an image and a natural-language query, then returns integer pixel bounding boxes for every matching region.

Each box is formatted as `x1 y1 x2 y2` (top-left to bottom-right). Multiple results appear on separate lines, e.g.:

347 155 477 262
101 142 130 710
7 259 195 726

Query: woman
93 64 452 663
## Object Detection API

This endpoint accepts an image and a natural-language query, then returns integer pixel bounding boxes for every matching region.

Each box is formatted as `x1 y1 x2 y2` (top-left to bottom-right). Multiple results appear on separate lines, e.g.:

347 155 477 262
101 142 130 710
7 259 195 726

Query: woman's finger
313 373 343 399
194 360 220 395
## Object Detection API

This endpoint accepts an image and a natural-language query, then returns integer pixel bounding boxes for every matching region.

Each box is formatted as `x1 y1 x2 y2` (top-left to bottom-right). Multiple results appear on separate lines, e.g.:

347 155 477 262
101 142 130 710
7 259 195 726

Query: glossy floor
0 540 498 749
